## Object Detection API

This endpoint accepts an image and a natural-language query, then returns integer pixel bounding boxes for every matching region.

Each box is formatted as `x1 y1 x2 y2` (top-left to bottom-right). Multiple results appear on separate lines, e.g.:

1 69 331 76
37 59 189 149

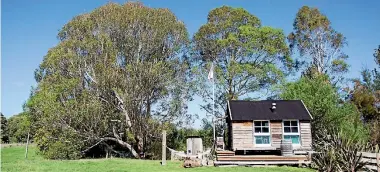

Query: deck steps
216 151 235 157
217 155 308 161
215 151 310 166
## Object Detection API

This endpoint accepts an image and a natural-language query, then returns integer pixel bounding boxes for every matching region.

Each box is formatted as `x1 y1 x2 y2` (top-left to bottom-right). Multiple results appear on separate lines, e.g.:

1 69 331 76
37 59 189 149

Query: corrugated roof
228 100 312 121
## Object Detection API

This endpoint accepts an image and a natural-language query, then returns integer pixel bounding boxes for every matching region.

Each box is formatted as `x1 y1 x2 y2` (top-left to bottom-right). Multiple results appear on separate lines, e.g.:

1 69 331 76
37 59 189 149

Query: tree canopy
1 113 9 143
280 75 368 143
7 112 31 143
15 3 378 161
192 6 292 119
27 2 192 159
348 45 380 145
288 6 349 83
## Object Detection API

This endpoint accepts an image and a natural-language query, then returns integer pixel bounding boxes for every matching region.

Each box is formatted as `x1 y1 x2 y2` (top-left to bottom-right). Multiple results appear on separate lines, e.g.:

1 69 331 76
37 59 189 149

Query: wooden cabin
226 100 313 151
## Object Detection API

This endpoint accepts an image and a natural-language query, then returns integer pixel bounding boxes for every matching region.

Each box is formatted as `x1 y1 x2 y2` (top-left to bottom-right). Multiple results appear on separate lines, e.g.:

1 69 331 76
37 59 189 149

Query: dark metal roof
227 100 312 121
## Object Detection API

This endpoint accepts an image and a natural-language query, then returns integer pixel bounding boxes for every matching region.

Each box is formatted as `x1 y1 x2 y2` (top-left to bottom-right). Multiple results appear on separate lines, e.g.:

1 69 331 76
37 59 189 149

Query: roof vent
271 102 276 112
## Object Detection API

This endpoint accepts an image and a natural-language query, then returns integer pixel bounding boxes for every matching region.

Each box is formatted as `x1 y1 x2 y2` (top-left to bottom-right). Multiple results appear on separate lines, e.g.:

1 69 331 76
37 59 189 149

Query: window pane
255 136 263 144
284 121 290 126
255 136 270 144
284 127 291 133
255 127 262 133
262 136 270 144
291 121 298 126
254 121 261 126
291 127 298 133
284 135 300 144
263 121 269 126
262 127 269 133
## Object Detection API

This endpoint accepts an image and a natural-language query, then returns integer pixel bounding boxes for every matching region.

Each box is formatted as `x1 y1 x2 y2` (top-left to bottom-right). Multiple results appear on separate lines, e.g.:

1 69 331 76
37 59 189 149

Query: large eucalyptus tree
192 6 292 119
288 6 349 83
28 2 191 159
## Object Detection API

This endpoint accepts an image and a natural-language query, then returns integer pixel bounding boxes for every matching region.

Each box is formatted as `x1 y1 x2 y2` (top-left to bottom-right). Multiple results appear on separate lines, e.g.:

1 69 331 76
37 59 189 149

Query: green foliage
28 1 191 159
280 75 369 143
349 45 380 145
1 113 9 143
192 6 292 119
288 6 348 83
313 128 371 172
7 112 31 143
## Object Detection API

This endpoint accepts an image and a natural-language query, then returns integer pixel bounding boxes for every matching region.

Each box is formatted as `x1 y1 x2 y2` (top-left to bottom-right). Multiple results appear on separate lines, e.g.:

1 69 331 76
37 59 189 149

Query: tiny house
226 100 313 151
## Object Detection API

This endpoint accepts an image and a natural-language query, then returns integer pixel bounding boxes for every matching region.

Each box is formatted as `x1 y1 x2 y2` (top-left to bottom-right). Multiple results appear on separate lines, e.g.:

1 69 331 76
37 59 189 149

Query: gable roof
227 100 312 121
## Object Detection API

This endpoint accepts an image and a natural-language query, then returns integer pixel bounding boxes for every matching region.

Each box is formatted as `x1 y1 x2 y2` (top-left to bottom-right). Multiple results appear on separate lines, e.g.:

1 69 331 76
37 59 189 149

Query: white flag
208 63 214 80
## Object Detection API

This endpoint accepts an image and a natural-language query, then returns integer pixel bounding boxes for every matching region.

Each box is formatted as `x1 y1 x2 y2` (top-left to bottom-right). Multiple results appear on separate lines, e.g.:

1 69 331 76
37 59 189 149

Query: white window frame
253 120 271 147
282 119 301 146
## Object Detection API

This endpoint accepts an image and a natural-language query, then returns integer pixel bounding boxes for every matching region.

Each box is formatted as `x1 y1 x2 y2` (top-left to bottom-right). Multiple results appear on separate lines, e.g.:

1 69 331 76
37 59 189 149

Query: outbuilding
226 100 313 151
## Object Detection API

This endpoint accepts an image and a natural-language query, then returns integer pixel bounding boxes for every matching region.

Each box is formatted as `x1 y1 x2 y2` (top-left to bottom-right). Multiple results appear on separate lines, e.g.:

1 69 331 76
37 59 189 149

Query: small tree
281 75 369 143
8 112 31 143
1 113 9 143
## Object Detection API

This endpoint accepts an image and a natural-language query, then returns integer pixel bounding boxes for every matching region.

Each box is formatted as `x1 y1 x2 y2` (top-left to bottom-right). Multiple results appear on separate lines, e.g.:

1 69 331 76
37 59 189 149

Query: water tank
186 136 203 155
280 139 293 156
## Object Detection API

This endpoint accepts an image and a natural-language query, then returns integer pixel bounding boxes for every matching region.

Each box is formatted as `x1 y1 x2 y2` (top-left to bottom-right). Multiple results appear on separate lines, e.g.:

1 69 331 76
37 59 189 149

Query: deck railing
359 151 380 172
294 150 379 171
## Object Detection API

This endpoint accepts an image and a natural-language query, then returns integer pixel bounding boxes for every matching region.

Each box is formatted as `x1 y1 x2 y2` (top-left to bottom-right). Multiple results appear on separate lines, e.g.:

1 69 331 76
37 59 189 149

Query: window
254 121 270 146
283 120 300 145
254 121 269 133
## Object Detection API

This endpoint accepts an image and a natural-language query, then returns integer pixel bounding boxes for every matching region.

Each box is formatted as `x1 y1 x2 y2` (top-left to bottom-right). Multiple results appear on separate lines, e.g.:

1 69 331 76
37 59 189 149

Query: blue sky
2 0 380 127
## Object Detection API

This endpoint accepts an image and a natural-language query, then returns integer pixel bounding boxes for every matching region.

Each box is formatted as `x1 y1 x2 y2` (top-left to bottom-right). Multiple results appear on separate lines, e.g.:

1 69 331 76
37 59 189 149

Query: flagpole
212 62 216 150
208 62 216 150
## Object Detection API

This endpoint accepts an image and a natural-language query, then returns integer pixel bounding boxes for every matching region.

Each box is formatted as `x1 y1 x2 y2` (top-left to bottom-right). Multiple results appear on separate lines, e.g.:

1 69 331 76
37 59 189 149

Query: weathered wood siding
270 120 282 148
300 121 312 149
232 121 253 150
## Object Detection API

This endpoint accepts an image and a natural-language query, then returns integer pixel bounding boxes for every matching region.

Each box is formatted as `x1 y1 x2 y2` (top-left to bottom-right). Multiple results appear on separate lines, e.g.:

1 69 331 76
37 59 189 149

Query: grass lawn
1 146 315 172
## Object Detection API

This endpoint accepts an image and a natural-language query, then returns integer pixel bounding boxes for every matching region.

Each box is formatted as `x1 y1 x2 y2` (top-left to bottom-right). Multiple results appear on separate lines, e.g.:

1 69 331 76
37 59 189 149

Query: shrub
313 128 371 172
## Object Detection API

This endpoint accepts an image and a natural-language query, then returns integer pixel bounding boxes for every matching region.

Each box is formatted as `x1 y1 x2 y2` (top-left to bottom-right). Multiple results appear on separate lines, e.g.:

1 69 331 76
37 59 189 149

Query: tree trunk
103 137 139 158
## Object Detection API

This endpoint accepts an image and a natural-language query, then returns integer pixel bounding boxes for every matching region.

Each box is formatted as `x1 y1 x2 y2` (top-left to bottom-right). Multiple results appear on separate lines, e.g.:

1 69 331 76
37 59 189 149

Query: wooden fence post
171 150 174 161
25 132 30 159
376 144 379 172
161 130 166 166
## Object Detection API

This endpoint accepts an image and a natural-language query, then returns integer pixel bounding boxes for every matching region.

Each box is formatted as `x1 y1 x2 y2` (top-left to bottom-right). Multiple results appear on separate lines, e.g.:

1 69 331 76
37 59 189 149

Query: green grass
1 146 315 172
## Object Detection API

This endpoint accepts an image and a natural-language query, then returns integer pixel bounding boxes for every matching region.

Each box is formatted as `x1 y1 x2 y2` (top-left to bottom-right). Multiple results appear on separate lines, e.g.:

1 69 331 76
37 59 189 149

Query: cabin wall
230 120 313 151
232 121 253 150
270 120 282 148
300 120 312 149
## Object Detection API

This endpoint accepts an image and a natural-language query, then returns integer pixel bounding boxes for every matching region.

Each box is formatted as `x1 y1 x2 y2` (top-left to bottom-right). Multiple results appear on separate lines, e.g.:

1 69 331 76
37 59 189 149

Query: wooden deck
215 151 311 166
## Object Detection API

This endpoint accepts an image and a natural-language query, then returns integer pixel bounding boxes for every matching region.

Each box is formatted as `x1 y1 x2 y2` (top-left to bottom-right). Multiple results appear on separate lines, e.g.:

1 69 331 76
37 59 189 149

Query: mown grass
1 146 315 172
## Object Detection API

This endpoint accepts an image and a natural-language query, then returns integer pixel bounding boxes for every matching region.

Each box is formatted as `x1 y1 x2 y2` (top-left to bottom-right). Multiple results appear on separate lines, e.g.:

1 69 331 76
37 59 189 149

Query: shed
226 100 313 151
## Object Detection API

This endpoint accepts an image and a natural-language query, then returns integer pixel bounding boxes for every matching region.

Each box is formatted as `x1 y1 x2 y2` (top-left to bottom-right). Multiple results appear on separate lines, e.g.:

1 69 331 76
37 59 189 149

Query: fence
295 150 379 171
360 151 380 172
1 143 31 148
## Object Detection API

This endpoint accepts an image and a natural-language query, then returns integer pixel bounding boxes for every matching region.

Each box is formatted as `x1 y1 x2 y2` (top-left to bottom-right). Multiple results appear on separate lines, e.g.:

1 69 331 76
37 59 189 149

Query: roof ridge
229 100 301 102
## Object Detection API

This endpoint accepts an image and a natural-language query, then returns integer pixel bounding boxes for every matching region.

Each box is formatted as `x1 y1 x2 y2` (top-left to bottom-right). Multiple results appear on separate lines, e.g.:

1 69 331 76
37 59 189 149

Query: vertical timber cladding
300 120 312 149
270 120 282 148
232 121 253 150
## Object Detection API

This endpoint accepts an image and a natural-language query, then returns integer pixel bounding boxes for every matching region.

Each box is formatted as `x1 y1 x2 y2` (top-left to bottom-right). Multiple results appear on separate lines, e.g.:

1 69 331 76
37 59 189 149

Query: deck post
307 151 312 161
298 160 302 167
